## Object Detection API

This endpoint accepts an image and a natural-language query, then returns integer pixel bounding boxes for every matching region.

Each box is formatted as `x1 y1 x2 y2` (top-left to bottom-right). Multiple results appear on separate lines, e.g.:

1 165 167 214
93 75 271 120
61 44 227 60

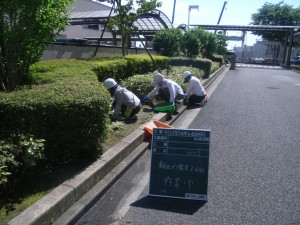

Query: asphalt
7 65 228 225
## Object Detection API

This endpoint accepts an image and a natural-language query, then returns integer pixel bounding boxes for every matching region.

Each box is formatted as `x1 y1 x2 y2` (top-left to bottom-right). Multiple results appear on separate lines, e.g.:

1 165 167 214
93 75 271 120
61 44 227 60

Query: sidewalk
8 65 228 225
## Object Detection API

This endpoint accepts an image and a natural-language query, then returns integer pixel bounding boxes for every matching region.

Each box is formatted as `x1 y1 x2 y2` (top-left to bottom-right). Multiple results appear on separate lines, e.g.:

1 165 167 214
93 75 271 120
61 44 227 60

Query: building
58 0 111 40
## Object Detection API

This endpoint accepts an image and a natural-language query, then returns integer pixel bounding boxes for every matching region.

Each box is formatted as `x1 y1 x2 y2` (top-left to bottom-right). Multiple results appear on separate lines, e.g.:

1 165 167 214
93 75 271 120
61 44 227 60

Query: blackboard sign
149 128 210 201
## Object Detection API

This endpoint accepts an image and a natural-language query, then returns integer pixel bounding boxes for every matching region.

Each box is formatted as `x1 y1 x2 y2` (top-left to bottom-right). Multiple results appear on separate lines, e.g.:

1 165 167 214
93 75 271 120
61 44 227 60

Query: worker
182 71 208 107
103 78 141 121
142 73 185 115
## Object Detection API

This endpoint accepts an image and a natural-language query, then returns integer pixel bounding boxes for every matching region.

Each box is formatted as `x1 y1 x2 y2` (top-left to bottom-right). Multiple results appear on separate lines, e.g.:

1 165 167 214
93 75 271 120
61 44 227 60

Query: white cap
183 71 192 79
103 78 117 90
152 73 164 85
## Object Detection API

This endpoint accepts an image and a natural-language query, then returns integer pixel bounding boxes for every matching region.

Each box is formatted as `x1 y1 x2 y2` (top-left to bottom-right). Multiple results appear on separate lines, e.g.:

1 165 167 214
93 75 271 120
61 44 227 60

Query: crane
214 1 228 34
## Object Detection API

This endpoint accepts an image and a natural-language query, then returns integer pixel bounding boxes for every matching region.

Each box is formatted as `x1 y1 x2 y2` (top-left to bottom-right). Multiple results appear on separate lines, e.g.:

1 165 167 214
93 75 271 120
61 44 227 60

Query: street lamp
188 5 199 30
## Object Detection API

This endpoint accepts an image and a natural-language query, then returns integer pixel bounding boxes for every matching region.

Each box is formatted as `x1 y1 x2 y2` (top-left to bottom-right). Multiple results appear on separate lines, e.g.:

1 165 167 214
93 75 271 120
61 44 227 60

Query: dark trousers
188 94 206 105
159 88 185 102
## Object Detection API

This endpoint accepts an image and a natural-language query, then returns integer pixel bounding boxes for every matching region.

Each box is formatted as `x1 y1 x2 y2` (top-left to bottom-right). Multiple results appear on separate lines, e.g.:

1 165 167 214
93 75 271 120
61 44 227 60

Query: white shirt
186 76 206 98
147 79 184 102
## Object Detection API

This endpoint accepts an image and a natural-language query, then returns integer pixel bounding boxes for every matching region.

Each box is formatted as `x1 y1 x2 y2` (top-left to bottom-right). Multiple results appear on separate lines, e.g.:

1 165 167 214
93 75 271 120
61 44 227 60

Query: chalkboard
149 128 210 201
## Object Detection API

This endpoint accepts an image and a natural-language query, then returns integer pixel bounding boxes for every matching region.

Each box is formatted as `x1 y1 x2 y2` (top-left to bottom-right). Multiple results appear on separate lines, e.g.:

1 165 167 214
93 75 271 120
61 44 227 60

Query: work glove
141 97 150 104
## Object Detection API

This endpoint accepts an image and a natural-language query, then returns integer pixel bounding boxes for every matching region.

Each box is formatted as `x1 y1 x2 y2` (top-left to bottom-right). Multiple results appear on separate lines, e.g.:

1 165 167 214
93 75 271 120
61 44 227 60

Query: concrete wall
42 44 156 61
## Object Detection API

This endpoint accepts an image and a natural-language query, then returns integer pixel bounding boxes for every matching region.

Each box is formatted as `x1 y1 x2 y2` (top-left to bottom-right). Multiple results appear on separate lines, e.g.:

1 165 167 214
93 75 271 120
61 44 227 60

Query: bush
125 54 170 76
92 59 128 82
210 54 225 66
0 60 110 167
170 57 212 78
92 55 170 82
0 134 45 191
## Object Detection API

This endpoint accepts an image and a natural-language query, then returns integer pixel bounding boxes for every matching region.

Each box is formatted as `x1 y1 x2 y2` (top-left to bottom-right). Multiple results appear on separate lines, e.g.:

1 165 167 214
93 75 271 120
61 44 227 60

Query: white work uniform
113 86 140 118
186 76 206 98
147 79 184 102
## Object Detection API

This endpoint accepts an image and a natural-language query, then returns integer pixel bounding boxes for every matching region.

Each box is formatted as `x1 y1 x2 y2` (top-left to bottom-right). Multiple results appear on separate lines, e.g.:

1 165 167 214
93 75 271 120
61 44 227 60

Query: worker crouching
182 71 208 107
142 73 185 114
104 78 141 122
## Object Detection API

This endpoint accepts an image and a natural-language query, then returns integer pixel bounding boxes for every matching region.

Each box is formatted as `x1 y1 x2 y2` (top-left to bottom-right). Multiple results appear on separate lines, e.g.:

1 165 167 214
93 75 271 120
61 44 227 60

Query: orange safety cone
144 120 173 137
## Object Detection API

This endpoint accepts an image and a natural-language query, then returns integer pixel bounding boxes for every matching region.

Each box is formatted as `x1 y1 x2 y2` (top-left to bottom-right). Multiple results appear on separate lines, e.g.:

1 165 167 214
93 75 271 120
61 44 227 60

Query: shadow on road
130 196 206 215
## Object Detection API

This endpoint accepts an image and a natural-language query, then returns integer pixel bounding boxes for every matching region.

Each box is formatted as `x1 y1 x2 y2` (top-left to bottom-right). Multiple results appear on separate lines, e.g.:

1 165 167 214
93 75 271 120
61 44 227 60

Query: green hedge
92 59 128 82
125 54 171 76
0 60 110 166
92 54 170 82
170 57 212 78
210 54 225 66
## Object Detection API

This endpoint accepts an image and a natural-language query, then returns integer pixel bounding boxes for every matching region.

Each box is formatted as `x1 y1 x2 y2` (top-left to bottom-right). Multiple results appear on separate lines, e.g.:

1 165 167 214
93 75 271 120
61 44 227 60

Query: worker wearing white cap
142 73 185 104
182 71 208 107
104 78 141 121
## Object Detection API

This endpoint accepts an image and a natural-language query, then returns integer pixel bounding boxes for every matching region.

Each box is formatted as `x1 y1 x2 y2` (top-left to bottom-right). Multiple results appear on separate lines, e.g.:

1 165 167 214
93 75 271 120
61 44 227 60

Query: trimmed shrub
92 55 170 83
125 54 170 76
170 57 212 78
210 54 225 66
92 59 128 82
0 60 110 167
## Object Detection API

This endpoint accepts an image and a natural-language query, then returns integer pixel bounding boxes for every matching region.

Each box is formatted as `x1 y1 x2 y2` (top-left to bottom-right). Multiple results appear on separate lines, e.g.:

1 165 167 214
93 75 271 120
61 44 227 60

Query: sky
157 0 299 49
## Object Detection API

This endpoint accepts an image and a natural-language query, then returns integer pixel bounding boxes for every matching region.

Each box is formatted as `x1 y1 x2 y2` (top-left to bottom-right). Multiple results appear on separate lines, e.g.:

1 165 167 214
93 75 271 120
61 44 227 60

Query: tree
0 0 74 91
215 31 228 55
189 27 217 58
251 1 300 42
100 0 161 56
153 28 183 57
181 31 199 58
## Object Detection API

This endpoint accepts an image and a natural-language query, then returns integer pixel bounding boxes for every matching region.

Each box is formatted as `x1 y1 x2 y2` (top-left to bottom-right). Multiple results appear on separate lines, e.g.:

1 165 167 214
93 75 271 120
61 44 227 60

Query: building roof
69 9 173 36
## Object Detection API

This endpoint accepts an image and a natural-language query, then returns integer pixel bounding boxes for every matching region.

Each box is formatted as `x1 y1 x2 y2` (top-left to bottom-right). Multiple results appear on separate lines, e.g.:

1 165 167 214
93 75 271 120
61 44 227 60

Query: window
83 24 99 30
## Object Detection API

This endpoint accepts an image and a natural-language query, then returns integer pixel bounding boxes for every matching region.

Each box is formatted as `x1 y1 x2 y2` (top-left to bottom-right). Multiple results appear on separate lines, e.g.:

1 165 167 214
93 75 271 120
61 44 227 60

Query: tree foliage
251 1 300 42
189 27 217 58
100 0 161 56
153 26 225 58
215 31 228 55
153 28 183 57
181 32 199 57
0 0 74 91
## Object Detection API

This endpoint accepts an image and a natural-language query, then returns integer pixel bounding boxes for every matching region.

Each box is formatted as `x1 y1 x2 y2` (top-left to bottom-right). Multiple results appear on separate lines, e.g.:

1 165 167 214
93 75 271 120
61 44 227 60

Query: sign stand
149 128 210 201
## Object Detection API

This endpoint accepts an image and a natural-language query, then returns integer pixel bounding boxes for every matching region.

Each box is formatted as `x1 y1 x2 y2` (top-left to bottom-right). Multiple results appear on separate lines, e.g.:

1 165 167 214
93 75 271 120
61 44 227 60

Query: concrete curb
8 65 228 225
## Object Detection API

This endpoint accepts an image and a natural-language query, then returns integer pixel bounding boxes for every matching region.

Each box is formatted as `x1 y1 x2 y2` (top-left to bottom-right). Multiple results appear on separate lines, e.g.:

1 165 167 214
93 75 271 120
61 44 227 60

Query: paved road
236 63 282 70
75 67 300 225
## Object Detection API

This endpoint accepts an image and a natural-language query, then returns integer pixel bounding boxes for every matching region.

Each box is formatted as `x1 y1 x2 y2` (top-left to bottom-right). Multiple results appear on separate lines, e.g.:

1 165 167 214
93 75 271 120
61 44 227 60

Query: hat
183 71 192 83
103 78 117 90
182 71 192 79
152 73 164 85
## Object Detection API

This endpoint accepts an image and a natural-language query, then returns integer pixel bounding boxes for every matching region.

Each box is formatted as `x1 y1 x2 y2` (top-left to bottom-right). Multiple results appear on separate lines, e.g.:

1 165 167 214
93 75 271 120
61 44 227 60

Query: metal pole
282 32 289 66
92 0 116 58
286 30 294 68
188 5 199 30
172 0 176 24
188 8 191 30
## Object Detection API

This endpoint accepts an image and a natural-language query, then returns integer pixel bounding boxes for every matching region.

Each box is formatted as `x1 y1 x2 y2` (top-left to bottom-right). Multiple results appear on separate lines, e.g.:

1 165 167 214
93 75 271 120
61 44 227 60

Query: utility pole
188 5 199 30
